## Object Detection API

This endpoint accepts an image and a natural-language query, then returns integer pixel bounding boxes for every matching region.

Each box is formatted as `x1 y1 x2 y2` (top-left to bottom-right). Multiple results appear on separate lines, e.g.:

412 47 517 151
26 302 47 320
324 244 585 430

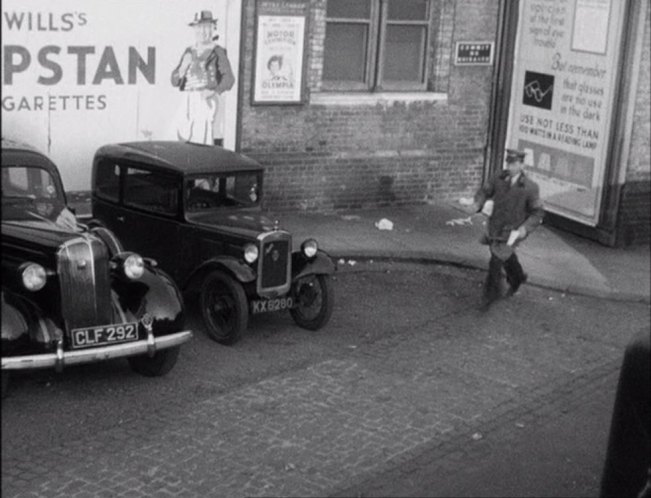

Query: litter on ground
445 216 473 226
375 218 394 230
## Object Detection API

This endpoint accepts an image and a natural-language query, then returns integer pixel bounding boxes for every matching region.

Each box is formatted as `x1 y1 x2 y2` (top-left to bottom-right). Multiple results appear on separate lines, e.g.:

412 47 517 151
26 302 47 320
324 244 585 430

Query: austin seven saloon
1 138 192 398
91 141 335 345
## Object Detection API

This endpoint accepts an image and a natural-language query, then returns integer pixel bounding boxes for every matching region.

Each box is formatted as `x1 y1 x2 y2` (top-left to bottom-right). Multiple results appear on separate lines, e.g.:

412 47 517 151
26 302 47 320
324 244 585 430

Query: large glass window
323 0 431 91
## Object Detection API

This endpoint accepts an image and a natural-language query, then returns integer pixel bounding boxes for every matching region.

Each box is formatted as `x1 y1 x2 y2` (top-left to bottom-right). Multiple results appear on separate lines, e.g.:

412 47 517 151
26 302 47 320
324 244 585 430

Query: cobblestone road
2 263 645 497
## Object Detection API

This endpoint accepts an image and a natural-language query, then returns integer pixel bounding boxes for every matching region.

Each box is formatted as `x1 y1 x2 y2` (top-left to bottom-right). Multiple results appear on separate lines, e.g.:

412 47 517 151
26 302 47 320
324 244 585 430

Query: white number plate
71 322 139 349
250 297 294 314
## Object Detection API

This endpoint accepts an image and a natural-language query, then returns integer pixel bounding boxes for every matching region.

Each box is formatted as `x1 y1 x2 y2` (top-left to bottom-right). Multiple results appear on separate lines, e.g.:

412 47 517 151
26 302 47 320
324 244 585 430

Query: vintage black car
91 141 335 345
1 138 192 397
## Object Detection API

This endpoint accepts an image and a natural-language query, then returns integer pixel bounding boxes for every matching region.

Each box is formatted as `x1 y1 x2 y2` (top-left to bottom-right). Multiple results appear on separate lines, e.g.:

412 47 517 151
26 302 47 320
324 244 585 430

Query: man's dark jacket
475 170 544 242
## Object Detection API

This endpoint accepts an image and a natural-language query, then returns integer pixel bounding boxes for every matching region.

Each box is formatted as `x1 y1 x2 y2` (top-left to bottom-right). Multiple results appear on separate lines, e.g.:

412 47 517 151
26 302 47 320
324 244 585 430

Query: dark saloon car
1 138 192 397
91 141 335 345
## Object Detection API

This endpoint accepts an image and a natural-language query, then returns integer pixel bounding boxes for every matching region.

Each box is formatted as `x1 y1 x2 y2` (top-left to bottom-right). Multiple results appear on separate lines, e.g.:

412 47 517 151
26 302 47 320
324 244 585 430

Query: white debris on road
375 218 394 230
458 196 475 206
445 216 473 226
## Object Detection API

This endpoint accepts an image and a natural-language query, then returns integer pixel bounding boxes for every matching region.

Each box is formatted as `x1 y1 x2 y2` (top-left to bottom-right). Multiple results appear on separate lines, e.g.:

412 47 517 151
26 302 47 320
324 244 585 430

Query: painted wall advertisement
506 0 625 225
252 0 307 104
1 0 242 192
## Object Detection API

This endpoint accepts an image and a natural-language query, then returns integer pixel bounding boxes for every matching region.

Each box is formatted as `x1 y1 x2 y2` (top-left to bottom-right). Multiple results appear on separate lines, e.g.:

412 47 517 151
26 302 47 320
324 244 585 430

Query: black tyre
290 274 334 330
128 346 180 377
200 270 248 345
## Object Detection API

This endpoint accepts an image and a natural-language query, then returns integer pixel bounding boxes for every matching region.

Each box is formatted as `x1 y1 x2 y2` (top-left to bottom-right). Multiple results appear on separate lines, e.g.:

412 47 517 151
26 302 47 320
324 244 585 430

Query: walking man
474 148 544 310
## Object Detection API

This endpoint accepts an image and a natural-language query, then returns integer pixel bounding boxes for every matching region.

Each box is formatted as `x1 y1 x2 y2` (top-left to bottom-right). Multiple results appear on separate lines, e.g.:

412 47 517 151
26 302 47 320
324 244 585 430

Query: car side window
95 161 120 202
124 167 179 216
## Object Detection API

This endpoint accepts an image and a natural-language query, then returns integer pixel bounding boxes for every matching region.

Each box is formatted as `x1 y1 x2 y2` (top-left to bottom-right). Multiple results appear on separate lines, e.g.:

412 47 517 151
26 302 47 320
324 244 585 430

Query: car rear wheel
200 270 248 345
290 274 334 330
128 346 180 377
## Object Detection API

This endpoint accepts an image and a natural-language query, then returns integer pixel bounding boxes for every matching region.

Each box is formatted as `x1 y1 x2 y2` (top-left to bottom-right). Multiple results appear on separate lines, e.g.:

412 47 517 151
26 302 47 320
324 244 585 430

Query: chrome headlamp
21 263 47 291
301 239 318 259
111 252 145 280
123 254 145 280
244 243 259 264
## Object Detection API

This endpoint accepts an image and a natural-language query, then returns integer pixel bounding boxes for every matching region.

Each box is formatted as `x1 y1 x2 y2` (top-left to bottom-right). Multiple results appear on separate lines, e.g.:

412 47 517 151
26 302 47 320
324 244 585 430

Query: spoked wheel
200 270 248 345
290 274 334 330
128 346 180 377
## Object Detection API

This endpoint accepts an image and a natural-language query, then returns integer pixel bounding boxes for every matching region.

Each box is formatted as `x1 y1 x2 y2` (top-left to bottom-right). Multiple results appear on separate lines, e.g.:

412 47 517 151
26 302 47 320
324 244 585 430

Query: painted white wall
1 0 242 191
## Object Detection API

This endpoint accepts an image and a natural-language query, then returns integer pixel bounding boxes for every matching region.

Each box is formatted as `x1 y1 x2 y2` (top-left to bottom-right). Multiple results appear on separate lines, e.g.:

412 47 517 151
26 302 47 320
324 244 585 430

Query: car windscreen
186 172 261 212
2 165 65 221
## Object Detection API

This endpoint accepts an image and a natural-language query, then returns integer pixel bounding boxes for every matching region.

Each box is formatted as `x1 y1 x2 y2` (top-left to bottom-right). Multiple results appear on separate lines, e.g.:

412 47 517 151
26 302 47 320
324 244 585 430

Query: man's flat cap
505 148 526 162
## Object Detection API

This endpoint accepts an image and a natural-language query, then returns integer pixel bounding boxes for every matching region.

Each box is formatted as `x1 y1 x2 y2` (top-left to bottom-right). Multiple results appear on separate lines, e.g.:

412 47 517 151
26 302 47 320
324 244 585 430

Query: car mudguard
292 250 335 281
112 265 185 336
183 256 256 293
1 289 63 355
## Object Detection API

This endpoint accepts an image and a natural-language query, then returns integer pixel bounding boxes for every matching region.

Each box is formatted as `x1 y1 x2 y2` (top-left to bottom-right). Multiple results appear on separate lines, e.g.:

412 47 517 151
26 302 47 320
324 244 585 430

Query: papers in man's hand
507 229 520 246
481 200 494 217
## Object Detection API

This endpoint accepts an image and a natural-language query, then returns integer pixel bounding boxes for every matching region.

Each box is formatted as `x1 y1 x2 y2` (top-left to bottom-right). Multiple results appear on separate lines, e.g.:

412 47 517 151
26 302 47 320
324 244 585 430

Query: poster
1 0 242 192
505 0 626 225
252 0 307 104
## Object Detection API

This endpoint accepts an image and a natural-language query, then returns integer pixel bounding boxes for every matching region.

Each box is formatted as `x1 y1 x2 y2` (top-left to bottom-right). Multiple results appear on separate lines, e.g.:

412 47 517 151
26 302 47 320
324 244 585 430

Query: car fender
292 250 335 281
113 266 185 336
1 289 62 355
183 256 256 293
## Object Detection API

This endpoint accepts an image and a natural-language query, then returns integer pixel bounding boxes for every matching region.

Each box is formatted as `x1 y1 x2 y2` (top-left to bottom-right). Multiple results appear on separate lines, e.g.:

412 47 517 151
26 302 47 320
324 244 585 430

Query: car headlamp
301 239 318 258
123 254 145 280
244 243 259 264
21 263 47 291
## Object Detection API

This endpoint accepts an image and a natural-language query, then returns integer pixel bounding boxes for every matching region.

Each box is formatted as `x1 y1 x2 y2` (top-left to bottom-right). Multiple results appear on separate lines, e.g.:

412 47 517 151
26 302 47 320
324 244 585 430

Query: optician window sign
1 0 242 192
505 0 626 226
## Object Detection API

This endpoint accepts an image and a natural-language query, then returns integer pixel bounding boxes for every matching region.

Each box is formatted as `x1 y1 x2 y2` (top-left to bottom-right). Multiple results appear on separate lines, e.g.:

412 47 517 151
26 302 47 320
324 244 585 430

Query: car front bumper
1 330 193 371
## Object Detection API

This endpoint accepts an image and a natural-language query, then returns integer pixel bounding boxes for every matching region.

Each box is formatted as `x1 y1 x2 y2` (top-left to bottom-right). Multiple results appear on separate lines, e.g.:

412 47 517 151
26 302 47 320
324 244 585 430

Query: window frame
322 0 432 92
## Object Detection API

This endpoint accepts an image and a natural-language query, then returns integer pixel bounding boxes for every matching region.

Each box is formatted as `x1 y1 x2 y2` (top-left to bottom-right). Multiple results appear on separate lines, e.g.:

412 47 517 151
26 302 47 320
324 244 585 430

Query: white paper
481 200 494 217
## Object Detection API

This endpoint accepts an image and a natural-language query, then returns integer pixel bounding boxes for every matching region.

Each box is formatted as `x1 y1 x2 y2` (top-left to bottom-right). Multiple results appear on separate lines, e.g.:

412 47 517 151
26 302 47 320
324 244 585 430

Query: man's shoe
506 273 528 297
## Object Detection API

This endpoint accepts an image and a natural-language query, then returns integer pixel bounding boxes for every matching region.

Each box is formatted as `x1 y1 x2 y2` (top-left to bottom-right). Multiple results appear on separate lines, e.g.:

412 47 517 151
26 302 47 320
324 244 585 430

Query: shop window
323 0 431 91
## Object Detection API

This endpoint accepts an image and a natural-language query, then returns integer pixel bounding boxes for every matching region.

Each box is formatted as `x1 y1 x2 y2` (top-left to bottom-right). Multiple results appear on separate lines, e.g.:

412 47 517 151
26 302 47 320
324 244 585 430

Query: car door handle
117 216 125 222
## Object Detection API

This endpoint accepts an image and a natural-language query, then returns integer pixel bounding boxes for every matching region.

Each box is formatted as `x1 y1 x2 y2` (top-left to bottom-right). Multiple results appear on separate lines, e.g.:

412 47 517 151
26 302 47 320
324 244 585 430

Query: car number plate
71 322 139 349
250 297 294 314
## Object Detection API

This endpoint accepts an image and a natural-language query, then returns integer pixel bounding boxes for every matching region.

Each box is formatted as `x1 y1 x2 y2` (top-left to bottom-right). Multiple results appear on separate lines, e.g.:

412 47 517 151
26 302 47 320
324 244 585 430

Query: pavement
71 196 650 303
275 202 650 304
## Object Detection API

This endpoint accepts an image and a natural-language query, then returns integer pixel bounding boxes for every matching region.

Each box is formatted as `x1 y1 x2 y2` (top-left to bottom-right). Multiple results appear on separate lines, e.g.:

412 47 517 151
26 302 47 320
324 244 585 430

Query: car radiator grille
57 236 112 331
258 232 291 297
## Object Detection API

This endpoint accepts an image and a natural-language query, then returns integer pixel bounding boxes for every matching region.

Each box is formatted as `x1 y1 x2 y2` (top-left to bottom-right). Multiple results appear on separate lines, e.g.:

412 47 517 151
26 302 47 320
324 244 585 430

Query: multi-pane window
323 0 432 91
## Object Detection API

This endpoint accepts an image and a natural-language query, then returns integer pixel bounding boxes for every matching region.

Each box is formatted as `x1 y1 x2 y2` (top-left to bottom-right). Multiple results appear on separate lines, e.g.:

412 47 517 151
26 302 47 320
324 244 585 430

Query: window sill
310 92 447 106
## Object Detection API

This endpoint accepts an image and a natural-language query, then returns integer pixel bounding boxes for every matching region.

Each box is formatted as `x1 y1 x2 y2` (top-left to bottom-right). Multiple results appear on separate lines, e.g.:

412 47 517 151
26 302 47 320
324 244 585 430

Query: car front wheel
128 346 180 377
200 270 248 345
290 274 334 330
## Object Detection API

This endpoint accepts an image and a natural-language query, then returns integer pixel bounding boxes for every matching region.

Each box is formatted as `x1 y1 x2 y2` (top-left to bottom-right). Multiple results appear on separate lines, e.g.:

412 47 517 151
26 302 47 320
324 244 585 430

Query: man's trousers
483 252 526 304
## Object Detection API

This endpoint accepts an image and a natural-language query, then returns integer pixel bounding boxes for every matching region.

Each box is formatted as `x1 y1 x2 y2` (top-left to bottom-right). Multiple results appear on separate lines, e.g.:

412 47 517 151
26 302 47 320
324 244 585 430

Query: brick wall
618 2 651 245
239 0 499 211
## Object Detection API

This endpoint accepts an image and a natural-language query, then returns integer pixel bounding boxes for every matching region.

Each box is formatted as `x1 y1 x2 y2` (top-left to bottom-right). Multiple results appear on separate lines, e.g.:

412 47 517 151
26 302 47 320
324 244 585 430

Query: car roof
94 141 263 175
